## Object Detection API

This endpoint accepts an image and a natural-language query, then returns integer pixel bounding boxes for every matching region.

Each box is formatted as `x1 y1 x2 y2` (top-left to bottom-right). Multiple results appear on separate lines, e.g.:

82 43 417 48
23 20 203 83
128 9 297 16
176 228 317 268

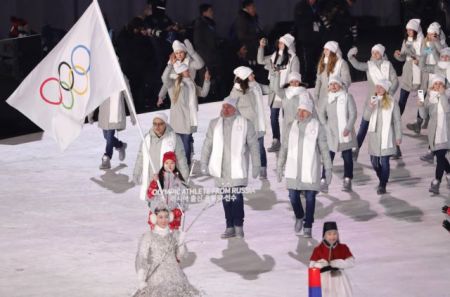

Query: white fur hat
288 72 302 83
375 79 392 92
371 44 386 56
427 22 441 34
406 19 421 32
324 41 339 53
152 112 168 123
279 33 295 48
430 74 445 86
174 62 189 74
233 66 253 80
223 96 238 108
328 76 344 87
440 47 450 57
172 40 187 52
298 97 314 113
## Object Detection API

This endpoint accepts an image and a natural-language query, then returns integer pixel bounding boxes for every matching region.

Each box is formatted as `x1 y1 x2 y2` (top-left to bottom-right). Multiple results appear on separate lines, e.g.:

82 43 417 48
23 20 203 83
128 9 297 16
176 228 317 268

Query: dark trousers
222 188 244 227
322 150 353 179
258 137 267 167
103 130 123 159
357 119 370 148
270 107 281 140
398 88 410 115
370 155 390 187
288 189 317 228
177 133 192 167
434 149 450 181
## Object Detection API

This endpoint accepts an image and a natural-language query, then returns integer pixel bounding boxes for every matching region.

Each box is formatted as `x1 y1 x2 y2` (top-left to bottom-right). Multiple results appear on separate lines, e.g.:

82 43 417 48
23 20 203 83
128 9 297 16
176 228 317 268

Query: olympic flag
6 0 127 150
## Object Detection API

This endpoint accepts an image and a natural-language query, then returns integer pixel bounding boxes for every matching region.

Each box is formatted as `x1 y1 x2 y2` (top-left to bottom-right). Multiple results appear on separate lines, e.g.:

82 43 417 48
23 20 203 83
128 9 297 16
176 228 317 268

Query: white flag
7 0 127 150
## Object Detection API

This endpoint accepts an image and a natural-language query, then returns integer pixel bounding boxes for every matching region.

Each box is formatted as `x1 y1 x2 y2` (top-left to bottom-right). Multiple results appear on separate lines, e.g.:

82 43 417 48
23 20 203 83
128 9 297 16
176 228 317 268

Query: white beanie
328 76 344 87
174 63 188 74
406 19 421 32
375 79 392 92
223 96 238 108
371 44 386 56
288 72 302 83
279 33 295 48
298 97 314 113
430 74 445 86
233 66 253 80
172 40 187 52
441 47 450 57
152 112 168 123
427 22 441 34
324 41 339 53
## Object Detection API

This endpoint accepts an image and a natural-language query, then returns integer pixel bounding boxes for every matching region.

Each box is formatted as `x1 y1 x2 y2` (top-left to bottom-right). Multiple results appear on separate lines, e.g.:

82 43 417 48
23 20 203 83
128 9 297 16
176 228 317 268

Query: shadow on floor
90 164 135 194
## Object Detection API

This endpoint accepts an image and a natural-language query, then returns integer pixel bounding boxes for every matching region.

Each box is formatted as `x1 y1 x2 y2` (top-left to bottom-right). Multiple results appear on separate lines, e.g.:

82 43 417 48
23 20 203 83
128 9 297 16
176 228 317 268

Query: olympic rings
39 44 91 110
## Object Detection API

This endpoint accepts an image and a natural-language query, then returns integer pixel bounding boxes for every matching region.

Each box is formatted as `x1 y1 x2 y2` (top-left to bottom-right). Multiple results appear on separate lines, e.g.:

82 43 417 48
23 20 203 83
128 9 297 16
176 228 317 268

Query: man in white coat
201 97 260 239
133 113 189 201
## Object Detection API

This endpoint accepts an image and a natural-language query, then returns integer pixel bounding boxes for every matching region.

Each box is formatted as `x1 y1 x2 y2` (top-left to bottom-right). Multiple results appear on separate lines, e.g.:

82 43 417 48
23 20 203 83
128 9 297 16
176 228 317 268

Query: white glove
312 259 329 269
184 39 195 55
347 47 358 59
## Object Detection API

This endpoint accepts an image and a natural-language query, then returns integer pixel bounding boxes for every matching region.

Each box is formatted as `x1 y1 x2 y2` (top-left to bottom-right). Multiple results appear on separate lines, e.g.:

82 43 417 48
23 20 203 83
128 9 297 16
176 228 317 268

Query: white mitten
347 47 358 59
184 39 195 55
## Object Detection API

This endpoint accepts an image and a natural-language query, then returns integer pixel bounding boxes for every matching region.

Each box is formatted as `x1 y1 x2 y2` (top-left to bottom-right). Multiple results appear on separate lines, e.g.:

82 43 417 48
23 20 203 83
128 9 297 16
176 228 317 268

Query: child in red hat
147 151 188 230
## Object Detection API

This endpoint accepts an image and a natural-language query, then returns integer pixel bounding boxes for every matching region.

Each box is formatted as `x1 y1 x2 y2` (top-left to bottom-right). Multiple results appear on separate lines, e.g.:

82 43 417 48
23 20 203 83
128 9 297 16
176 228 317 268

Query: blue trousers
177 133 192 167
222 188 244 227
322 150 354 179
103 130 123 158
288 190 317 228
258 137 267 167
370 155 390 187
270 107 280 140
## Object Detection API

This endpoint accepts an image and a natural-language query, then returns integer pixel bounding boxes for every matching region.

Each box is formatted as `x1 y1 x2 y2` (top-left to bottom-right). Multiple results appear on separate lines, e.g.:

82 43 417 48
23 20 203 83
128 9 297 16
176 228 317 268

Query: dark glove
330 267 340 272
442 205 449 214
443 220 450 232
320 265 333 273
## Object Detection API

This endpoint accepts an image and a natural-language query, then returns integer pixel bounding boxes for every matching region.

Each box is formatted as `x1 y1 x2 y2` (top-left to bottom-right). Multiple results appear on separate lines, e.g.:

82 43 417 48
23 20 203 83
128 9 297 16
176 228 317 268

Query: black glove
320 265 333 273
330 267 340 272
442 205 449 214
443 220 450 232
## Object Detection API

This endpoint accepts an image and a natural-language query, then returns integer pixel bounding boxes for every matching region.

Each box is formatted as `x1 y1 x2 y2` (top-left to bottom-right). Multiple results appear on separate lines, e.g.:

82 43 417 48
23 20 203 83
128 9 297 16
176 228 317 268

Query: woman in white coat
257 33 300 152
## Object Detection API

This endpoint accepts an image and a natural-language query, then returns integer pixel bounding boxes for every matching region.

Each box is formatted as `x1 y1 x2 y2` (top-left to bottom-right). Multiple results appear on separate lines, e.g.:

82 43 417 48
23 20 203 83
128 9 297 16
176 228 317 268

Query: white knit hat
427 22 441 34
375 79 392 92
328 76 344 87
172 40 187 52
174 62 188 74
223 96 238 108
406 19 421 32
430 74 445 86
233 66 253 80
279 33 295 48
324 41 339 53
297 97 314 113
152 112 168 123
371 44 386 56
441 47 450 57
288 72 302 83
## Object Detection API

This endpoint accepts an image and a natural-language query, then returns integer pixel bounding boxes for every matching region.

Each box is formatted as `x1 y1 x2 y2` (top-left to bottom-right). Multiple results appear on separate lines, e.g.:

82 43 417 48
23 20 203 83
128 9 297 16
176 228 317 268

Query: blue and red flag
308 267 322 297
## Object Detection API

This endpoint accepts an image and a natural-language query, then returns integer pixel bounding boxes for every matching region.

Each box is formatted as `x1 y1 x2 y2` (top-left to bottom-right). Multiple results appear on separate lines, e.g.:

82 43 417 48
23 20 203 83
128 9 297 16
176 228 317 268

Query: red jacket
310 241 353 262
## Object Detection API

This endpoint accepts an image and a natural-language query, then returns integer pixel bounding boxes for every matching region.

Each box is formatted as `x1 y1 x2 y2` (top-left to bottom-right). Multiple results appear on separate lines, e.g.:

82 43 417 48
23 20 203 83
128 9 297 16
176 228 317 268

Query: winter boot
235 226 244 239
320 178 329 193
429 179 440 195
295 219 303 234
220 227 236 239
420 151 434 163
260 167 267 179
267 139 281 152
99 155 111 170
302 228 312 238
342 177 352 192
406 117 423 135
117 142 127 161
377 184 387 195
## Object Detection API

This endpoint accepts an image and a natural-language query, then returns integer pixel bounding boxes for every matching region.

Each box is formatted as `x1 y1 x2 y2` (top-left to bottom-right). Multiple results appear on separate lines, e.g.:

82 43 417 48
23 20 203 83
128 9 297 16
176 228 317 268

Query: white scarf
182 77 198 127
270 52 293 103
208 116 247 179
249 81 266 133
330 59 343 78
140 131 177 200
108 91 123 123
169 57 191 79
437 61 450 84
425 41 437 65
285 118 319 183
368 98 394 150
430 91 448 144
153 225 170 237
328 91 351 143
285 86 304 100
367 60 390 84
406 35 423 85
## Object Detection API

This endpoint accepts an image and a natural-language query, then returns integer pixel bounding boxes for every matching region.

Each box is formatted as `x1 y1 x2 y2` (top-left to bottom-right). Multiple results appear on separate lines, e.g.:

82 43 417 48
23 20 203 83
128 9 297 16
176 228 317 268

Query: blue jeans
258 137 267 167
222 188 244 227
370 155 390 187
398 88 410 116
357 119 369 148
322 150 353 179
177 133 192 167
434 149 450 181
103 130 123 158
288 189 317 228
270 107 280 140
